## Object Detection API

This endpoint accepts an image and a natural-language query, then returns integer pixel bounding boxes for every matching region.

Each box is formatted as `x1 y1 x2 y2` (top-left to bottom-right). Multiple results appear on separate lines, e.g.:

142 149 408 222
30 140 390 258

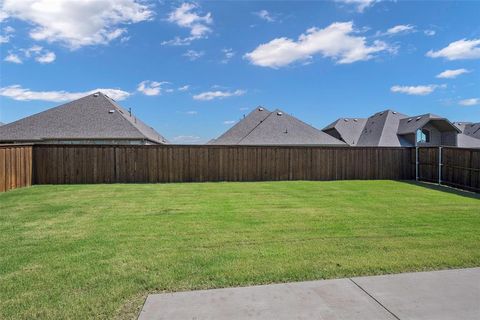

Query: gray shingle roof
454 122 480 148
397 113 458 135
323 110 411 147
0 92 167 144
461 122 480 139
0 122 4 126
208 107 270 144
324 110 462 147
209 107 345 146
357 110 410 146
323 118 367 146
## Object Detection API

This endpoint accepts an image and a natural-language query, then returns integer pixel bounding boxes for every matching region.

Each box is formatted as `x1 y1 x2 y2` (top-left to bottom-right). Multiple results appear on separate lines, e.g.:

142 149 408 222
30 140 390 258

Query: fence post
415 147 419 181
438 146 442 185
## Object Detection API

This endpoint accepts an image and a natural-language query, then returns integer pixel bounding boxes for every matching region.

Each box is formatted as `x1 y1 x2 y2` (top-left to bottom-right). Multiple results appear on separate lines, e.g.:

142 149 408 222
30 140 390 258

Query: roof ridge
98 94 151 140
99 93 167 143
236 109 274 144
378 109 398 145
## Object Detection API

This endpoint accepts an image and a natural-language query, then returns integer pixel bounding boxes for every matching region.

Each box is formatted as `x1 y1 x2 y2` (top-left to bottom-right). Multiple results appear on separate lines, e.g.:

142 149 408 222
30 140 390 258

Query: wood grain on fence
32 145 415 185
417 147 480 192
0 145 33 192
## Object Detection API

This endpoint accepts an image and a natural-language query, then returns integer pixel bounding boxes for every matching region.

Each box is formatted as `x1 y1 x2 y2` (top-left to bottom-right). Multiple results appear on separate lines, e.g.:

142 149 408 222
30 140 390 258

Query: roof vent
416 116 421 121
393 111 397 114
379 112 384 115
108 110 115 114
258 107 264 111
353 118 358 122
277 111 283 116
344 118 349 122
407 118 412 122
93 93 99 97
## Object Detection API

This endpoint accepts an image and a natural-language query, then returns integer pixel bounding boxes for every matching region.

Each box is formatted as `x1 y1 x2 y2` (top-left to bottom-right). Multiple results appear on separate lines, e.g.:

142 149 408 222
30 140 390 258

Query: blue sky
0 0 479 143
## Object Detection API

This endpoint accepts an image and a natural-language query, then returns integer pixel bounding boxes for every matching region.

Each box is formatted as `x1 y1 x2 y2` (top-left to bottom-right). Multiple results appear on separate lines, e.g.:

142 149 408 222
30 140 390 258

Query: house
0 92 167 145
323 110 461 147
208 107 345 146
454 122 480 148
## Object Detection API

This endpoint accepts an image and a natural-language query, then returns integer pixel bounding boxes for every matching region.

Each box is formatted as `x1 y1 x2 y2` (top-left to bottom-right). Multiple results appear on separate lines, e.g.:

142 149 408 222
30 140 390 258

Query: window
416 129 430 143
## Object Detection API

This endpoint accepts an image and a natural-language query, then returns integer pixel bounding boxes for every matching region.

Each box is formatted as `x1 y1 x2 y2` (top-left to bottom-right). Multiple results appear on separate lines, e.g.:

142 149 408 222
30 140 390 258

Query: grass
0 180 479 319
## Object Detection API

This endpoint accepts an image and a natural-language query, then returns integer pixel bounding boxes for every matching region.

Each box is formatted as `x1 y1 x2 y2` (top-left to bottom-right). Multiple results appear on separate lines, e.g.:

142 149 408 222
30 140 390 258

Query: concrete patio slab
353 268 480 320
138 268 480 320
139 279 396 320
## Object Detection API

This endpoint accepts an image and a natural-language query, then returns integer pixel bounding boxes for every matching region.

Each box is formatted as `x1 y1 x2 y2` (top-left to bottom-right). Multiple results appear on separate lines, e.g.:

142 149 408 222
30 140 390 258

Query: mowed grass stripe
0 180 479 319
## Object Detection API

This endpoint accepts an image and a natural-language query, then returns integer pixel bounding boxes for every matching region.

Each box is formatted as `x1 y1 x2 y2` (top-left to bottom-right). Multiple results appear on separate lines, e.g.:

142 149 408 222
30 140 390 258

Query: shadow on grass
402 180 480 200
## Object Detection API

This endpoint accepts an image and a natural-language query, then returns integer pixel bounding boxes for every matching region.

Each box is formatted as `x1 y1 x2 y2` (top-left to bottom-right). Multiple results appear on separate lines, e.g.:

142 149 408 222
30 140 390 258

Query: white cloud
0 25 14 43
163 3 212 45
161 36 197 46
3 26 14 33
436 68 470 79
426 39 480 60
390 84 446 96
424 29 436 36
5 45 56 64
244 22 391 68
184 110 198 115
0 0 153 49
193 89 246 101
137 81 169 96
172 135 202 143
335 0 377 13
459 98 479 106
178 85 190 91
35 51 56 63
253 10 275 22
4 53 22 64
0 85 130 102
183 49 204 61
22 45 43 58
221 48 235 63
386 24 415 35
223 120 236 125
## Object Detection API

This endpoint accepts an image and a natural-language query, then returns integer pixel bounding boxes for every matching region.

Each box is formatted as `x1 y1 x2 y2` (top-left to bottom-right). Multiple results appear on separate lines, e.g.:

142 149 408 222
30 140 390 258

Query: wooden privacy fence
0 145 33 192
32 145 415 185
417 147 480 192
1 145 478 193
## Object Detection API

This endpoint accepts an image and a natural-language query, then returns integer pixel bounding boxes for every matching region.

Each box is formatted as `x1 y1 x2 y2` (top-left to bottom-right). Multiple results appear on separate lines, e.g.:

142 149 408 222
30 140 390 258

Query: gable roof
460 122 480 139
209 107 345 146
0 92 167 143
357 110 409 146
323 118 367 146
209 107 271 144
324 110 411 147
454 122 480 148
324 110 463 147
397 113 459 135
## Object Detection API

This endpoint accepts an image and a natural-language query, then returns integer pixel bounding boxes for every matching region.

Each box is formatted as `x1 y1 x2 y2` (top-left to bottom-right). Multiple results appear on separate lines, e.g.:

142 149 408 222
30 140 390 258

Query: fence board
0 145 33 192
1 144 474 193
29 145 416 186
417 147 480 192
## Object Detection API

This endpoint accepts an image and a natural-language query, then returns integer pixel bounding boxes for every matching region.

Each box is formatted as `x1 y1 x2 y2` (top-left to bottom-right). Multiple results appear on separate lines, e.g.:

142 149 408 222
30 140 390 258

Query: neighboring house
209 107 345 146
323 110 461 147
453 122 480 148
0 92 168 145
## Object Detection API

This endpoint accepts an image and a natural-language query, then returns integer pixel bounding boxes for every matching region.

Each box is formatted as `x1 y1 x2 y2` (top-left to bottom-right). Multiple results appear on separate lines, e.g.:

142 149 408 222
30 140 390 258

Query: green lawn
0 181 479 319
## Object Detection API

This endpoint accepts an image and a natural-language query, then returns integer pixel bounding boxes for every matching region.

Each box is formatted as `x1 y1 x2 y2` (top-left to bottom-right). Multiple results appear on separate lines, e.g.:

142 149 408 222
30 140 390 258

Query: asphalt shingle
0 92 167 144
210 108 345 146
